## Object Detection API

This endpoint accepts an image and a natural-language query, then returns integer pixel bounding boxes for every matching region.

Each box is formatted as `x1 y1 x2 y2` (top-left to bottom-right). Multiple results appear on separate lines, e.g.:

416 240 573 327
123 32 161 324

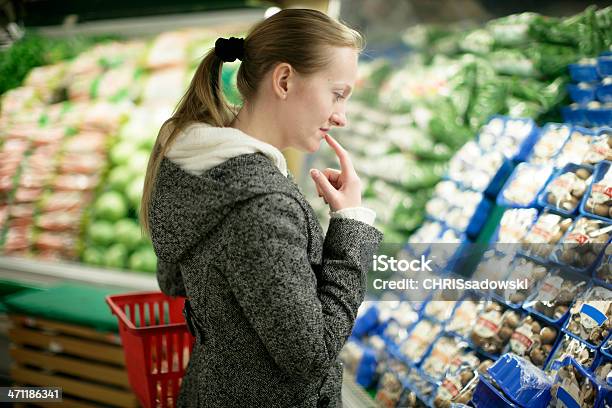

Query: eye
334 93 345 102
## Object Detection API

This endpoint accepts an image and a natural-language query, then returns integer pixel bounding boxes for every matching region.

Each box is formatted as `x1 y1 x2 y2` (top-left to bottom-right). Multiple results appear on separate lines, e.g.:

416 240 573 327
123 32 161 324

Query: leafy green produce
83 247 105 266
107 165 134 192
126 177 145 211
88 220 115 246
105 243 128 269
94 191 128 222
115 219 142 251
128 247 157 273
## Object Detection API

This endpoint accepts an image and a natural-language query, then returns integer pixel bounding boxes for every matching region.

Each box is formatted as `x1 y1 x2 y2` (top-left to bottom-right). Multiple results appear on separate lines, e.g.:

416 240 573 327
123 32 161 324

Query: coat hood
149 154 298 263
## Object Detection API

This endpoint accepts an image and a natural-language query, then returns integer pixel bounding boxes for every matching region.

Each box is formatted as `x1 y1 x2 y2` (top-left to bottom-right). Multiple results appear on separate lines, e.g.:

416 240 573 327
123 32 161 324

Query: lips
319 128 330 133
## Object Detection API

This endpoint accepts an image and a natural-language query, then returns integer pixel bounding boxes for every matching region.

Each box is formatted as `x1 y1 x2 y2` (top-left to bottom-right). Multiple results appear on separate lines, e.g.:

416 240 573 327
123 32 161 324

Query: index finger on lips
325 134 355 175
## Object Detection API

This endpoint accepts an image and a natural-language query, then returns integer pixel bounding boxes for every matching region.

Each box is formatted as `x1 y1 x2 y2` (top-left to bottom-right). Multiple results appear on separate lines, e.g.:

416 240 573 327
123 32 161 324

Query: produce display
338 7 611 407
0 26 246 272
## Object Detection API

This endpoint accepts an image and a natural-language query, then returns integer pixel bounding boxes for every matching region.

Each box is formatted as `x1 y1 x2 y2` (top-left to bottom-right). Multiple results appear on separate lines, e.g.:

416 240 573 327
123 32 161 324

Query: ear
271 62 293 100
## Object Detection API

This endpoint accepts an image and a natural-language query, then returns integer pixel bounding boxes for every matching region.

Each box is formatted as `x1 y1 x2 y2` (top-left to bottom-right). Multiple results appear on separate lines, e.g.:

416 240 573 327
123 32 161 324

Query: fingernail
310 169 318 177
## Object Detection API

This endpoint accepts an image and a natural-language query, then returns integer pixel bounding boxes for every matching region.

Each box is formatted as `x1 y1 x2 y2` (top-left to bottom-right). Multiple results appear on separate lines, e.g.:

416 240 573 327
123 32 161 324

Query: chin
306 138 323 153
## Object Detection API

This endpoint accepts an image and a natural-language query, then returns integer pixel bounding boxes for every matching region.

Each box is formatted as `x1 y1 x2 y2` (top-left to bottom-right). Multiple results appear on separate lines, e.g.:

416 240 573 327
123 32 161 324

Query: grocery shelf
0 256 157 290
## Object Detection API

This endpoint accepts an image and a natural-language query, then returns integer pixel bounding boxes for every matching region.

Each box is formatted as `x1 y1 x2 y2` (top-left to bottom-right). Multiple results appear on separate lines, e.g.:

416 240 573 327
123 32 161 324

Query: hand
310 134 362 212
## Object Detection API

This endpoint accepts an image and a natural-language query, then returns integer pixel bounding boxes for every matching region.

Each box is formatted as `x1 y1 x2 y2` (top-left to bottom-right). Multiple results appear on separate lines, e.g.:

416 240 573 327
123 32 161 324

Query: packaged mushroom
541 166 592 213
524 271 588 322
546 334 596 374
478 117 534 160
472 250 514 281
471 301 521 355
584 163 612 220
522 212 573 259
566 285 612 347
400 320 442 363
375 360 410 408
501 163 552 206
424 292 458 323
494 208 538 244
583 130 612 165
594 360 611 385
433 359 493 408
446 298 484 338
555 128 593 168
506 315 558 368
549 359 598 408
448 142 504 192
500 257 549 305
425 181 482 232
529 124 571 165
553 218 611 270
420 335 466 380
594 244 611 284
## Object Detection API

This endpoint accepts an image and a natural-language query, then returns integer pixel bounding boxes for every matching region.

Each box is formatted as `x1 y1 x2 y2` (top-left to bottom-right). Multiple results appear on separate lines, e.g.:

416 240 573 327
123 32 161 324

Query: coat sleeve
156 259 187 297
219 192 383 383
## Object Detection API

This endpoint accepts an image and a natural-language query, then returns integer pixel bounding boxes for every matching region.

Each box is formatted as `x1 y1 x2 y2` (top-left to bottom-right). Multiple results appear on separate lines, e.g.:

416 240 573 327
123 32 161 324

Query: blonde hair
140 9 364 235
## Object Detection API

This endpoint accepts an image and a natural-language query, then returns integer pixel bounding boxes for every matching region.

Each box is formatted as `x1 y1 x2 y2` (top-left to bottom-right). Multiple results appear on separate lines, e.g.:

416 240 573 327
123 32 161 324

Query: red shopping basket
106 292 195 408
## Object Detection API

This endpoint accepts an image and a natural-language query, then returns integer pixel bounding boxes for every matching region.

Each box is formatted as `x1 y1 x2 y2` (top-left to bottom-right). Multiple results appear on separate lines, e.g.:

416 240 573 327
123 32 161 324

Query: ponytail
140 49 234 236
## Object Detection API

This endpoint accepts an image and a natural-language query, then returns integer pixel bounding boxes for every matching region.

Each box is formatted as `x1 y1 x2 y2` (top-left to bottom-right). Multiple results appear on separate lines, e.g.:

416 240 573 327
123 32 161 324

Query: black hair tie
214 37 245 62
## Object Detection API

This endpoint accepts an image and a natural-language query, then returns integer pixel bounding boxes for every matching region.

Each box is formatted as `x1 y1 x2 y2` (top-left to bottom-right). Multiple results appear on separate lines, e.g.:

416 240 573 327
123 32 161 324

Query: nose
330 111 347 128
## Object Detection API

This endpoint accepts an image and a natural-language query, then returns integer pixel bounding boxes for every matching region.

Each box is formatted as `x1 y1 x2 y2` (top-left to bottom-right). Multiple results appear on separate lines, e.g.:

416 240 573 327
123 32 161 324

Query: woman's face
281 47 358 153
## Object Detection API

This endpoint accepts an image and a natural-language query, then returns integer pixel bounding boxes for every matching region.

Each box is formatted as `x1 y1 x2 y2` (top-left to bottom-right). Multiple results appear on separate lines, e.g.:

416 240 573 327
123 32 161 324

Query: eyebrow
334 83 353 96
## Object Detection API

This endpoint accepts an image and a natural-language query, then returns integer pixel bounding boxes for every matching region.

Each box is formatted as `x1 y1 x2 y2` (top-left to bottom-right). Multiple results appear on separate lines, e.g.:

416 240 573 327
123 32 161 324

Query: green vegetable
110 141 138 166
88 220 115 246
128 247 157 273
126 177 145 211
107 165 134 192
95 191 128 222
115 219 142 251
83 246 105 266
105 243 128 269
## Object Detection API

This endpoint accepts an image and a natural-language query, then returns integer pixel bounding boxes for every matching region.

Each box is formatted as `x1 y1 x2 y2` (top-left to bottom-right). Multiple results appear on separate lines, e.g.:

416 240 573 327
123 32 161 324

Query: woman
141 9 383 408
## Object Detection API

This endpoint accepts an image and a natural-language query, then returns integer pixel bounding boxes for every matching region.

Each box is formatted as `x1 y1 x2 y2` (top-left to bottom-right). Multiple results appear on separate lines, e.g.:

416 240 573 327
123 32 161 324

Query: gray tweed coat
150 153 383 408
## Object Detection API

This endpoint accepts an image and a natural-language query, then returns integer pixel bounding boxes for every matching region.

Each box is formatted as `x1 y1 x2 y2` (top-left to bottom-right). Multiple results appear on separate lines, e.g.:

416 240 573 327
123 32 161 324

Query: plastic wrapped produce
507 315 558 367
524 271 588 322
566 285 612 347
547 334 596 373
553 218 611 270
471 300 521 355
549 357 599 408
541 166 592 213
495 208 538 243
584 163 612 219
522 211 572 259
501 163 552 207
555 128 593 168
400 320 442 362
530 124 571 165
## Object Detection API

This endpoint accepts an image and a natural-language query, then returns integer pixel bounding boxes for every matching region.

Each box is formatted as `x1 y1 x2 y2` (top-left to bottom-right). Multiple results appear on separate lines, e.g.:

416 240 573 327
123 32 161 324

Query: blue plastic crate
561 105 589 126
486 353 553 407
537 163 594 217
597 53 612 77
472 376 519 408
568 83 597 104
546 332 598 373
596 82 612 104
569 63 600 83
580 160 611 224
585 108 612 127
